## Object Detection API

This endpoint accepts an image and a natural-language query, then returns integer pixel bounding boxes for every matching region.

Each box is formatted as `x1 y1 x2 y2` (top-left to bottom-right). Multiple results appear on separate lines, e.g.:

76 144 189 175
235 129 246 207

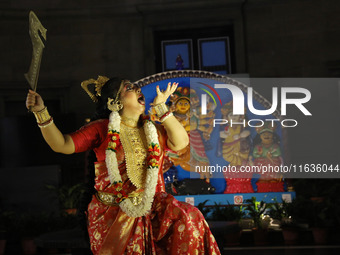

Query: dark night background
0 0 339 253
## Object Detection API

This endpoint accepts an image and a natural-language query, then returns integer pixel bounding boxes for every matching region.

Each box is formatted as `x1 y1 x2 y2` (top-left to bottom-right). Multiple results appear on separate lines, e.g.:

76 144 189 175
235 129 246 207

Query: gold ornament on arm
81 75 110 103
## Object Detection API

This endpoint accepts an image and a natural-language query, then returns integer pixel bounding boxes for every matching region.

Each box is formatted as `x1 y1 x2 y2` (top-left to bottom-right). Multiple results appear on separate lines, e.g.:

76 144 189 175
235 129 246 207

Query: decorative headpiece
81 75 110 103
167 86 191 114
255 121 277 134
169 86 190 105
106 80 126 112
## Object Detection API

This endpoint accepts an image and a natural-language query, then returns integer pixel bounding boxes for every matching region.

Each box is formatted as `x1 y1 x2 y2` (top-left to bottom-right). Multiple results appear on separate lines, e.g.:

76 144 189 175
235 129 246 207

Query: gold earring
81 75 110 103
107 98 123 112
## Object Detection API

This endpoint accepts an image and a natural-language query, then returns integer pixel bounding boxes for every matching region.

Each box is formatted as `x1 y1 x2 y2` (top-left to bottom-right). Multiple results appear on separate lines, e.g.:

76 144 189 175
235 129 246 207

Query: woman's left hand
152 82 178 105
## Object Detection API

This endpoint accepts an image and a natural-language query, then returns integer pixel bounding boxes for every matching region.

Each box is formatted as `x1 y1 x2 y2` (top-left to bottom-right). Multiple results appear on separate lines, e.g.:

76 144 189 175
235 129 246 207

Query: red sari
70 119 221 255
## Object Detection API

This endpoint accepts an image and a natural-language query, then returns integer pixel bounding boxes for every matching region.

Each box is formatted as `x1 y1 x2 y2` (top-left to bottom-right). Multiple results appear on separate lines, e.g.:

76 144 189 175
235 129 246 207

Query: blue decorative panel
135 70 287 197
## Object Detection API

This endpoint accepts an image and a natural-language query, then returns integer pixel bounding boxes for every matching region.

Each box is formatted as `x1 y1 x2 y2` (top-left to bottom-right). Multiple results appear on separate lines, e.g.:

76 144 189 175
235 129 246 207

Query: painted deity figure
190 89 215 142
218 101 254 193
167 87 215 182
172 88 190 132
252 122 284 192
221 113 251 165
218 101 251 166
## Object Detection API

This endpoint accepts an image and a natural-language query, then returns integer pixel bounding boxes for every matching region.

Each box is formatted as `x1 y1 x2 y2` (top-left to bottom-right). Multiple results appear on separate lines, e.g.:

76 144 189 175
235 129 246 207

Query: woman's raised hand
26 89 45 112
153 82 178 105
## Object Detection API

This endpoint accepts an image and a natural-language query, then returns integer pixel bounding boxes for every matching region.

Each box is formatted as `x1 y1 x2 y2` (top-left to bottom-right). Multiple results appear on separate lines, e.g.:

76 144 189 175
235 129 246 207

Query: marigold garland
110 181 129 204
107 130 120 152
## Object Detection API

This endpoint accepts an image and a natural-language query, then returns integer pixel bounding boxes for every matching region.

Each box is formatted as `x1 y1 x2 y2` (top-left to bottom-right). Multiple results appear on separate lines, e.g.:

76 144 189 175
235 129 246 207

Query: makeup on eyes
124 82 137 92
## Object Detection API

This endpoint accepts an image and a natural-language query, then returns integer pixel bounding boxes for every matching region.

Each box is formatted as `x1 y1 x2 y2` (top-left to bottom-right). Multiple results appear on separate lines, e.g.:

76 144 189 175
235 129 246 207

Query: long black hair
90 77 123 121
78 77 123 242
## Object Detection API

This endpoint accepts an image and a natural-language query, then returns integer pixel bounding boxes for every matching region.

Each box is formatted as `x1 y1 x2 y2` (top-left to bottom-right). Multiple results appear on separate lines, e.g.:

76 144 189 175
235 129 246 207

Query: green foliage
197 200 245 222
210 202 245 222
197 200 211 218
244 197 271 229
269 198 301 228
45 183 86 210
269 198 297 221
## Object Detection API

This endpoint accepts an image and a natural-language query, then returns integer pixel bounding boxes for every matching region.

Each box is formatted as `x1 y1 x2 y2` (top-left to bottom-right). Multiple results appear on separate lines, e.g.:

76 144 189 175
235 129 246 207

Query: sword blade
24 11 47 92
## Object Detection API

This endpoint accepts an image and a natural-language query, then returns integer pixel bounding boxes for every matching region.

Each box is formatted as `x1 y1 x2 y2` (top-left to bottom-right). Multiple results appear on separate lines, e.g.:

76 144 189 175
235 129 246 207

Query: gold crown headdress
255 121 277 134
169 86 190 104
81 75 110 103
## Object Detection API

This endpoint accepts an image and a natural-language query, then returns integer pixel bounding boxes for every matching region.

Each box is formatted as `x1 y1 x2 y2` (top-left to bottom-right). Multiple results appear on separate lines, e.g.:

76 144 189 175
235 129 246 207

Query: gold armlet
33 107 52 124
153 103 169 118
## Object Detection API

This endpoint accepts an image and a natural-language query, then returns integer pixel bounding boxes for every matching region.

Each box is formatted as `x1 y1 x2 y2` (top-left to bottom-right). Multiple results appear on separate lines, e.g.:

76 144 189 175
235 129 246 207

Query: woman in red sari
26 76 221 255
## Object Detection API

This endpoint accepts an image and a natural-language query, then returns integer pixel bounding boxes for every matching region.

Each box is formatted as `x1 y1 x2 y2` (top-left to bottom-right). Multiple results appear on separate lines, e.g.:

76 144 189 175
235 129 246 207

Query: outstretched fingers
169 82 178 94
156 85 161 95
166 82 171 93
153 82 179 105
164 82 178 96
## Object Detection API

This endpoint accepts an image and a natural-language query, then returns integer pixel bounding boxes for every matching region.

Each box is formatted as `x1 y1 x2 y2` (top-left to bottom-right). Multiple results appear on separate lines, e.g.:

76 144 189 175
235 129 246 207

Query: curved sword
24 11 47 92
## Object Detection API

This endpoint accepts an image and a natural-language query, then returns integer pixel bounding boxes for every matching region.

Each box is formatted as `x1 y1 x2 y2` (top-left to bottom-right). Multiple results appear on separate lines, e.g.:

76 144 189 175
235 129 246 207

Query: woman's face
119 80 145 115
175 98 190 114
260 131 274 145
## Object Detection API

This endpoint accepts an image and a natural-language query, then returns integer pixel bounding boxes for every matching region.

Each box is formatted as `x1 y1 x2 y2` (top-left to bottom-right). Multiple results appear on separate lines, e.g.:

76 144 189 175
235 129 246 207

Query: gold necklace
121 116 139 128
120 122 148 189
106 111 160 217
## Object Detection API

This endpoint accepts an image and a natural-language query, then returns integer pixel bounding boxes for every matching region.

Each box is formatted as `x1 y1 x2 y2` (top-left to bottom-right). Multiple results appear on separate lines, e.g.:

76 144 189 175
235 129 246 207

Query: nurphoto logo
200 84 312 128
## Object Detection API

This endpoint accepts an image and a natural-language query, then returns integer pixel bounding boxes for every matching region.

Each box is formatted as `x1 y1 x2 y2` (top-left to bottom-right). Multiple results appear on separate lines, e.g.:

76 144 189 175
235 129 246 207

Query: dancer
26 76 220 255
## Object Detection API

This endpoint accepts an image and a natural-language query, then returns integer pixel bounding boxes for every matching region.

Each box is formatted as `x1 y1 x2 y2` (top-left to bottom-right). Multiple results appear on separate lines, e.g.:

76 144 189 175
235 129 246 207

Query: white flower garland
105 111 159 218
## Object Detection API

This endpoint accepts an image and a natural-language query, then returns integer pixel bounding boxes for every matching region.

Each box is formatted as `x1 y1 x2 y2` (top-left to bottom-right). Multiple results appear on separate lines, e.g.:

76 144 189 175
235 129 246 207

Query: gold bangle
160 112 173 123
153 103 169 117
33 107 52 124
38 118 54 128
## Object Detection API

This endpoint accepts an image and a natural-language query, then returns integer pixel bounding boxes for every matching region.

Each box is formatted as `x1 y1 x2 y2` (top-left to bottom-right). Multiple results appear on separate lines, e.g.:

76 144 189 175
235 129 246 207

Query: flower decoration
111 181 129 204
148 107 160 122
107 130 120 152
147 143 161 168
105 111 160 217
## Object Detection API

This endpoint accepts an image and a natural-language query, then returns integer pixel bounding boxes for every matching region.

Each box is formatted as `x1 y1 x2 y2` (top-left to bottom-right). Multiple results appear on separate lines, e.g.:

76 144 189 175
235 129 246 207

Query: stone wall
0 0 339 179
245 0 340 77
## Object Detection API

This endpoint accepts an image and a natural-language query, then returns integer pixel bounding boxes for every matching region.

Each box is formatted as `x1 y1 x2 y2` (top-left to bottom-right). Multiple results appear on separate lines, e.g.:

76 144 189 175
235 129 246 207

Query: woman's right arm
26 89 75 154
